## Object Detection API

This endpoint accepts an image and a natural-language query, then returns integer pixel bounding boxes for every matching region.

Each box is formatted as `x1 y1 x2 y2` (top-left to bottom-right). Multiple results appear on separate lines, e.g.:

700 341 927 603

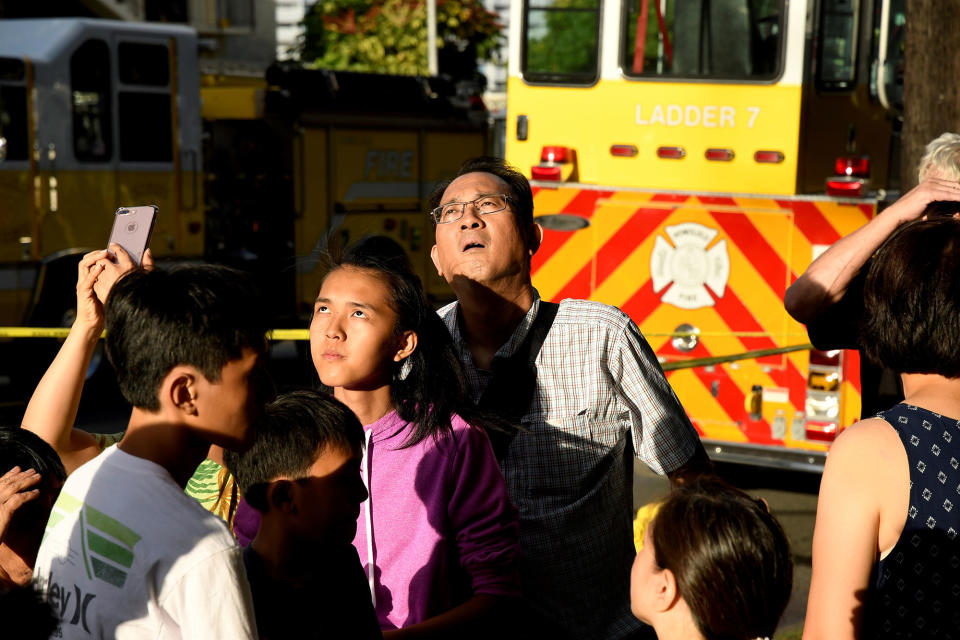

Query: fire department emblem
650 222 729 309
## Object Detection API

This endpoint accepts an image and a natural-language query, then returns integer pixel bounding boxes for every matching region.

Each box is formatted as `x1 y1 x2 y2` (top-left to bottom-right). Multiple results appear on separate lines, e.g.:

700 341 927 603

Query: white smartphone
108 205 158 266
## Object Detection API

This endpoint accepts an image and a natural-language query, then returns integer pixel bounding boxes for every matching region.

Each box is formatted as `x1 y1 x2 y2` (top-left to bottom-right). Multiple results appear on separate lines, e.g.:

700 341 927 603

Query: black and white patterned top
865 403 960 639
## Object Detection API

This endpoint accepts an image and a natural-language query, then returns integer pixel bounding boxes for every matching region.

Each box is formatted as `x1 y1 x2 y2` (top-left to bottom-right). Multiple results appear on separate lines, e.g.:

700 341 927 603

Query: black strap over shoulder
477 301 559 461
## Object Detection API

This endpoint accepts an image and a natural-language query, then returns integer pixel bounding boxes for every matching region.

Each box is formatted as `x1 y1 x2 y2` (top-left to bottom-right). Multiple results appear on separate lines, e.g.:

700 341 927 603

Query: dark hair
428 156 535 228
651 477 793 640
0 428 66 556
861 216 960 377
0 584 59 640
0 427 66 490
104 265 270 410
224 390 364 512
328 235 476 447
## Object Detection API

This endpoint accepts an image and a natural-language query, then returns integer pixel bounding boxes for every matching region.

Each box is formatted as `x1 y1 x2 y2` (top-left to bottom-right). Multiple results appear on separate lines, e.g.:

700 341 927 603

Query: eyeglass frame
429 193 513 225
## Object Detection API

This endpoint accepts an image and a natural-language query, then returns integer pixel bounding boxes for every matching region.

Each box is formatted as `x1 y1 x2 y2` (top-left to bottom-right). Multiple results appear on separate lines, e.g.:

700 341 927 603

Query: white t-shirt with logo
33 445 257 639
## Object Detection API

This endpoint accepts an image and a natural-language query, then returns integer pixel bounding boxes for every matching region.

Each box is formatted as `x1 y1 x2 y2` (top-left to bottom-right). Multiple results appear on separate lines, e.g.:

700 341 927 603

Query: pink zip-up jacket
356 410 521 630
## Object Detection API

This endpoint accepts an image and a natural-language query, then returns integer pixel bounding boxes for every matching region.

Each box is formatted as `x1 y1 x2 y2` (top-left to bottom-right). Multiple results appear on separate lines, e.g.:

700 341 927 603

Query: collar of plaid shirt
444 289 541 378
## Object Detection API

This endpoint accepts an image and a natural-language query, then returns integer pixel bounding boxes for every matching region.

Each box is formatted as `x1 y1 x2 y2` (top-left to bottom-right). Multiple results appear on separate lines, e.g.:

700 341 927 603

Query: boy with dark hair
33 264 272 639
223 390 381 640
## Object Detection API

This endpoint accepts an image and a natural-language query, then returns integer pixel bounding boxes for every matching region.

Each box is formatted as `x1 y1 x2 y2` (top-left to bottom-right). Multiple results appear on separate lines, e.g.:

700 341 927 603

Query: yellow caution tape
0 327 76 339
266 329 310 341
0 327 313 341
0 328 813 369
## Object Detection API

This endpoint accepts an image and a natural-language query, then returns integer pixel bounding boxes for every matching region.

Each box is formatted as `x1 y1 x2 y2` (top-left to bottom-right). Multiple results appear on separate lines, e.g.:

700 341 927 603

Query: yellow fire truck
506 0 905 470
0 19 487 313
0 18 485 391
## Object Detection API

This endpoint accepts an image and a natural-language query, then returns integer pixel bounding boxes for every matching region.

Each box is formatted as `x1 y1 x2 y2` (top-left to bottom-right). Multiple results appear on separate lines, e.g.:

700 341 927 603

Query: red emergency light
826 178 864 198
540 146 569 163
531 165 563 181
835 156 870 177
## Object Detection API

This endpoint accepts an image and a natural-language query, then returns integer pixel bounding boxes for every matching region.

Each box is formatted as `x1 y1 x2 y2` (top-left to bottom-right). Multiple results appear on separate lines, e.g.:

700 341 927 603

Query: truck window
119 43 170 86
872 0 904 111
118 42 172 163
621 0 784 80
522 0 601 84
817 0 859 90
70 39 113 162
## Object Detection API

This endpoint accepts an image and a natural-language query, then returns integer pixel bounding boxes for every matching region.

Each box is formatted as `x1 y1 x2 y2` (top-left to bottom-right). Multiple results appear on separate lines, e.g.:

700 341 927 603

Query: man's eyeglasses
430 194 510 224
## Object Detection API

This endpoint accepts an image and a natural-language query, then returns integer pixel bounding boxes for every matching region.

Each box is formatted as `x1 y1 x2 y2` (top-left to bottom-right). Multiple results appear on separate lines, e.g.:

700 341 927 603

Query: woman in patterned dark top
805 214 960 639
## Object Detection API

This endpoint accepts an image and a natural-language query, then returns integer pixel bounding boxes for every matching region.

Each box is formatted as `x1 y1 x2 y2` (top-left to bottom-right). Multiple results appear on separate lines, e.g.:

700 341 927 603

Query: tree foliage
525 1 599 76
298 0 503 77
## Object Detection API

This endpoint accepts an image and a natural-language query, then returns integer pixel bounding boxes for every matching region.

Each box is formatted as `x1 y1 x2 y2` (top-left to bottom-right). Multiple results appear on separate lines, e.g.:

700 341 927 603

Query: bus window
118 93 172 163
0 57 25 81
522 0 601 84
119 43 170 86
0 86 28 161
621 0 784 80
118 42 172 163
70 39 113 162
817 0 859 90
0 57 27 162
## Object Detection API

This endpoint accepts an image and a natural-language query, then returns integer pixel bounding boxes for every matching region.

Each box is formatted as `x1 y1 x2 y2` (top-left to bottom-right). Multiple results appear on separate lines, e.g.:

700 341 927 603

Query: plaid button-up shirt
439 292 699 639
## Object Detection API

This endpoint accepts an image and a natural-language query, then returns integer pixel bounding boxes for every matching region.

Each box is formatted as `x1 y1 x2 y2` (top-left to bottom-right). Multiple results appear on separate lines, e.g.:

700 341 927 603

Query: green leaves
297 0 503 77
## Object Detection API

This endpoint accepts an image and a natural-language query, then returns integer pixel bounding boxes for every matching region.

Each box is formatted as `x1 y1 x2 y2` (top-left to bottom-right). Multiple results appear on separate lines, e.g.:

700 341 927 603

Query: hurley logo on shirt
41 569 98 634
46 492 143 588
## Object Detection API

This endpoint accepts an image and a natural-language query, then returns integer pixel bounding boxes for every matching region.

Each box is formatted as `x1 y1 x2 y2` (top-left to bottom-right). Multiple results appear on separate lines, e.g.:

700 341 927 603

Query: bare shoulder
823 417 907 493
829 417 903 462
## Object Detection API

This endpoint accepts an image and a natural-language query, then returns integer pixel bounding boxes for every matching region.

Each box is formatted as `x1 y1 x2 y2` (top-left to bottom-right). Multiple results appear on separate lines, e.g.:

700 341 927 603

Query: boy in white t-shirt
33 265 273 639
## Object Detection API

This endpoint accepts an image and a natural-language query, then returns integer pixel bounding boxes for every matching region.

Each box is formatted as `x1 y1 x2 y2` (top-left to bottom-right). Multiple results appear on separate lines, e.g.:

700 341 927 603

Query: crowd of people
0 139 957 639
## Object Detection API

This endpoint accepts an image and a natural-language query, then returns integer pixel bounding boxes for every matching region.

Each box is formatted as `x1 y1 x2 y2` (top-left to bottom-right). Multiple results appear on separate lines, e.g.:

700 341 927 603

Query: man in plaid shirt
429 157 711 638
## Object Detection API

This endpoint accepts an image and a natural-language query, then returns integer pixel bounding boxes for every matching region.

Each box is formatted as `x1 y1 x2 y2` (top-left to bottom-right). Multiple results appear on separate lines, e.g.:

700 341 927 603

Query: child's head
310 236 469 445
861 216 960 377
105 265 272 449
631 478 792 640
0 427 66 584
224 390 367 546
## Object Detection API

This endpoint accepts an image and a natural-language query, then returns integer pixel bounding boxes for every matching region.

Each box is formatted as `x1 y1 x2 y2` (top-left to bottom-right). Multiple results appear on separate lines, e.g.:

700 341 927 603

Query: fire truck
0 17 486 391
506 0 906 470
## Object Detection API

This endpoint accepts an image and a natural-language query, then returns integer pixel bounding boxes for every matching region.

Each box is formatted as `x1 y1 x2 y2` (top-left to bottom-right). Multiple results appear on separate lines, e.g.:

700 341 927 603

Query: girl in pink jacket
310 236 520 635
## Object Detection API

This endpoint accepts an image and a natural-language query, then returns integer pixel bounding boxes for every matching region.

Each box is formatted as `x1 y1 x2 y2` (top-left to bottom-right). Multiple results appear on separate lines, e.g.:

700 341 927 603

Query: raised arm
784 175 960 324
21 246 151 474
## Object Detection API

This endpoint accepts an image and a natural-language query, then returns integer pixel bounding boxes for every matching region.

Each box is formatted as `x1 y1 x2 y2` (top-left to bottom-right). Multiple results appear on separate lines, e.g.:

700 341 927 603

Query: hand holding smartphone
108 205 157 266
